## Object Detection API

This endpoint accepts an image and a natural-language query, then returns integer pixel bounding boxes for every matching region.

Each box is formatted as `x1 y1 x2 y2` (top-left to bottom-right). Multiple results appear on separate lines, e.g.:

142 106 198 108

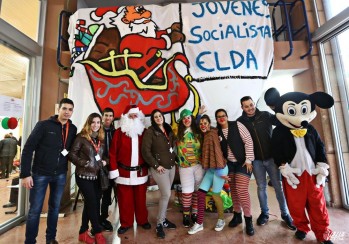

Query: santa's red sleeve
155 30 171 49
109 128 120 179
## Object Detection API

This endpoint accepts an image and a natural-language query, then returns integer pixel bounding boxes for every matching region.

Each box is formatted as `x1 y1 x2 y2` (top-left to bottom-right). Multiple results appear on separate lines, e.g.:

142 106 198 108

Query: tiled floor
0 180 349 243
0 173 20 224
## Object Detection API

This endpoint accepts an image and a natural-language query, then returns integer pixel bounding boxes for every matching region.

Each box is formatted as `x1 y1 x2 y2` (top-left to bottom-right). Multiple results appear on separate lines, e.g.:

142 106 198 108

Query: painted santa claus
109 105 151 234
91 5 186 84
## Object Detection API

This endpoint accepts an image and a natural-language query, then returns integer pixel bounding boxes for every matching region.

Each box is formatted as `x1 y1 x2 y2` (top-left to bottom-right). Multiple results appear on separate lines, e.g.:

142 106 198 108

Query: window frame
312 4 349 209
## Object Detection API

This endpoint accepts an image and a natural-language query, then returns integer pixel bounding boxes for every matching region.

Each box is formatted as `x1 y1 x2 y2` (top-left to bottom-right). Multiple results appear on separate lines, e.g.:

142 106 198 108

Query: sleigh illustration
79 47 200 121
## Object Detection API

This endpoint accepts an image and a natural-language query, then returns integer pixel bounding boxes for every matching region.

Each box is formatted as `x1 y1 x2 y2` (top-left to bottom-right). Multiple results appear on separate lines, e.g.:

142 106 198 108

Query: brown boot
78 231 95 244
95 233 106 244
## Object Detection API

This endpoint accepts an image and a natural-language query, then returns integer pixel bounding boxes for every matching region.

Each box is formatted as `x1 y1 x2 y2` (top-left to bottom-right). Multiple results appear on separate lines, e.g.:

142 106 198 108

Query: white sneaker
215 219 225 231
188 222 203 235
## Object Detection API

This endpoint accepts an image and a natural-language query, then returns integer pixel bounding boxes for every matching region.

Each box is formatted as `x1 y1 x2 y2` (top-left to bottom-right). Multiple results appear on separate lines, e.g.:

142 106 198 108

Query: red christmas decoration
7 117 18 129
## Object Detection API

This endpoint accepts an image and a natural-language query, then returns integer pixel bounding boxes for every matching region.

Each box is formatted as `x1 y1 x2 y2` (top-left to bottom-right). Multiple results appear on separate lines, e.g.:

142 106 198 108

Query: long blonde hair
80 113 104 141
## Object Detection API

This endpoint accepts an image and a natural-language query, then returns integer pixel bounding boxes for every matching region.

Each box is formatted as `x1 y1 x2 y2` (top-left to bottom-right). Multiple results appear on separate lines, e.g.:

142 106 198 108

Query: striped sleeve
237 121 255 163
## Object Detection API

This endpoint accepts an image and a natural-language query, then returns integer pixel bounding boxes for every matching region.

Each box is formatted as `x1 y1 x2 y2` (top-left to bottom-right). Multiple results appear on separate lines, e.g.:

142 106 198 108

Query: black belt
135 51 163 76
118 162 146 171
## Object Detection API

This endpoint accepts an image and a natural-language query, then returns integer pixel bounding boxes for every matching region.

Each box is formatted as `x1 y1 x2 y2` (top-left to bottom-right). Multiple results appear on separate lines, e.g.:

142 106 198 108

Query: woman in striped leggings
176 109 205 228
215 108 255 236
188 115 229 235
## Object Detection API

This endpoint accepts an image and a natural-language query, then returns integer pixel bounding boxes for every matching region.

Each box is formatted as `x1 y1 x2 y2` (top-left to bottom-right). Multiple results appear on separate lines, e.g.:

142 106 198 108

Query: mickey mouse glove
311 162 329 188
279 163 301 189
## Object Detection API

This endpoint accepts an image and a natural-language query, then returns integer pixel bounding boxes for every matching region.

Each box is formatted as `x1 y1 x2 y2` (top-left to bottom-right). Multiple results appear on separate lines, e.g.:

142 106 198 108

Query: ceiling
0 0 39 99
0 43 28 99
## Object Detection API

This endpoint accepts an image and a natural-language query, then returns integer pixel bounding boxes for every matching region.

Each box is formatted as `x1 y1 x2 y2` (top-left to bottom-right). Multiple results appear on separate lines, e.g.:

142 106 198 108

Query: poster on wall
68 0 273 129
0 95 23 118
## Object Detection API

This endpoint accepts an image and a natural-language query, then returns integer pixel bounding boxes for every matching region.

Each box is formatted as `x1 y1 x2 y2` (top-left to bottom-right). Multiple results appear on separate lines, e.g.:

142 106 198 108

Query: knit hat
177 109 193 123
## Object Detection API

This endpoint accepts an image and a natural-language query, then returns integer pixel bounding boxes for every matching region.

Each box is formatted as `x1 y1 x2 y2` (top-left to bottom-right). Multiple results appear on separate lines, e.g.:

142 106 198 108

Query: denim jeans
25 173 67 244
252 158 289 216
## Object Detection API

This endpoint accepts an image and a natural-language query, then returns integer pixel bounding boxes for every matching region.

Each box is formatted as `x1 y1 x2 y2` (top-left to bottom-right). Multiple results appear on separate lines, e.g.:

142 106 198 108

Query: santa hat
90 6 126 21
123 104 140 115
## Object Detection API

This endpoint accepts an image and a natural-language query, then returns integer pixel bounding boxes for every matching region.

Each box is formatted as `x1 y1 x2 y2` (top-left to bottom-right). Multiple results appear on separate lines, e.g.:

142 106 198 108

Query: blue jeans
252 158 289 216
25 173 67 244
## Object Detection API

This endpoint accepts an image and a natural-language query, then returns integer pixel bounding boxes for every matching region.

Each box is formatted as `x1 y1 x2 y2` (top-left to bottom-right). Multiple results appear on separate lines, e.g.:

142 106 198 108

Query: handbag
99 165 110 191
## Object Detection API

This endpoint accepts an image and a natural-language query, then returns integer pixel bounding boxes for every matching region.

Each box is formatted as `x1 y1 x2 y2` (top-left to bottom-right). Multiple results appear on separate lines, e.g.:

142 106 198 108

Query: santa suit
271 124 332 242
119 30 171 83
109 128 149 227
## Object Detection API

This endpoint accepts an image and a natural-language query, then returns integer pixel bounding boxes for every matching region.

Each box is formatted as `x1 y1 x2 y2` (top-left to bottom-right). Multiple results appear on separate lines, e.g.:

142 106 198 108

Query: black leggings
100 180 115 220
76 176 102 233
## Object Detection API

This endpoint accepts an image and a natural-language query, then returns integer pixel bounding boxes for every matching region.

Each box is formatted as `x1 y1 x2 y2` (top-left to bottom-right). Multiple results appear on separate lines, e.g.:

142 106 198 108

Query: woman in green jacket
142 109 177 239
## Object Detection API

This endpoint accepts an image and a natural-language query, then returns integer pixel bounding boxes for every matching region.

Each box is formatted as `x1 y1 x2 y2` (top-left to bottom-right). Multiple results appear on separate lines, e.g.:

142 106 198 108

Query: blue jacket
20 115 77 178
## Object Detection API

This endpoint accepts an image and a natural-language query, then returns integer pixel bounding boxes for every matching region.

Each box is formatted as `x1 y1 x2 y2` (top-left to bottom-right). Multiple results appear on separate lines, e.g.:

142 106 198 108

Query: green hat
177 109 193 123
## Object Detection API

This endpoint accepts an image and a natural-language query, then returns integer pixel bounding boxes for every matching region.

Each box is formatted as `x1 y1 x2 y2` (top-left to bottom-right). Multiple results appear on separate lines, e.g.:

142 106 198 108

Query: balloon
8 117 18 129
2 117 9 129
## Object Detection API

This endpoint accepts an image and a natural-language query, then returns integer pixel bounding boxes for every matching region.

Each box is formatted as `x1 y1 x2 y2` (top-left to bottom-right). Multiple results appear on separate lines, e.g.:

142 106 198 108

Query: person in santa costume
108 105 151 234
265 88 334 244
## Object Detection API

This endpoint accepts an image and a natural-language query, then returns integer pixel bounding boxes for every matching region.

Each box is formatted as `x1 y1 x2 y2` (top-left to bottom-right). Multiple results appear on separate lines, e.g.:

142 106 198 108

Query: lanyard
90 138 101 153
105 128 111 150
61 122 70 149
162 128 170 142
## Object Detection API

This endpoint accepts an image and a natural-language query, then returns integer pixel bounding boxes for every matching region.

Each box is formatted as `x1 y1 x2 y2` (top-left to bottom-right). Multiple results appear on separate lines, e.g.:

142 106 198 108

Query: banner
68 1 273 129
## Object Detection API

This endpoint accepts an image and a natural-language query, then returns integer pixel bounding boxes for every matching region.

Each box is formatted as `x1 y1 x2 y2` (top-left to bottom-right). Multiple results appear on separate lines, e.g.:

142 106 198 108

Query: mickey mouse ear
264 88 280 107
310 92 334 109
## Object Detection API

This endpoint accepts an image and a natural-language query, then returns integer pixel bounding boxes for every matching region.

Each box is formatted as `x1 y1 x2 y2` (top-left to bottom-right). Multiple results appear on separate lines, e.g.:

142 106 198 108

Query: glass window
337 31 349 95
323 0 349 19
319 28 349 208
0 42 28 224
0 0 40 41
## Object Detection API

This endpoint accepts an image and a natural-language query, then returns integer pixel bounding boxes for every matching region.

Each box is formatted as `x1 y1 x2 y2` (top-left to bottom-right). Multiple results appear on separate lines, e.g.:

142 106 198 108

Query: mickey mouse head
264 88 334 129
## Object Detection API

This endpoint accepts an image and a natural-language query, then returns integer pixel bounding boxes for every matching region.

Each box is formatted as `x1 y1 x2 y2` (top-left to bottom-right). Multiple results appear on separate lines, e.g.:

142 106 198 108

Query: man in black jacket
99 107 116 231
20 98 77 244
238 96 295 230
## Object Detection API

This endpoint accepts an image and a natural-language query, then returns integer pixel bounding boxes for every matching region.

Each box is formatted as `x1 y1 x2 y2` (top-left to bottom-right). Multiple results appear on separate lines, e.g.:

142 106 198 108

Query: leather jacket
69 134 107 178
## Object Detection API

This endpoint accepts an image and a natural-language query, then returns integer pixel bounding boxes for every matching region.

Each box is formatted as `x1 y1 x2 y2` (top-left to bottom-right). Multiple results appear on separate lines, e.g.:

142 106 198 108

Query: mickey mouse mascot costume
265 88 334 244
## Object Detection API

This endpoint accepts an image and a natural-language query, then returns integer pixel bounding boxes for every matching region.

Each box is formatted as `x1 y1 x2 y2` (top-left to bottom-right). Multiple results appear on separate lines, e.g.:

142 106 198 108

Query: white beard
112 13 158 38
129 21 157 38
120 112 145 138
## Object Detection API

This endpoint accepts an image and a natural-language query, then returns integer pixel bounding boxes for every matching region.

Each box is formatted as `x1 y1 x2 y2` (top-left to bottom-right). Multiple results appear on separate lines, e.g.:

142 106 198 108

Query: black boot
244 216 254 236
228 211 242 227
191 214 197 224
183 214 190 228
295 230 307 240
